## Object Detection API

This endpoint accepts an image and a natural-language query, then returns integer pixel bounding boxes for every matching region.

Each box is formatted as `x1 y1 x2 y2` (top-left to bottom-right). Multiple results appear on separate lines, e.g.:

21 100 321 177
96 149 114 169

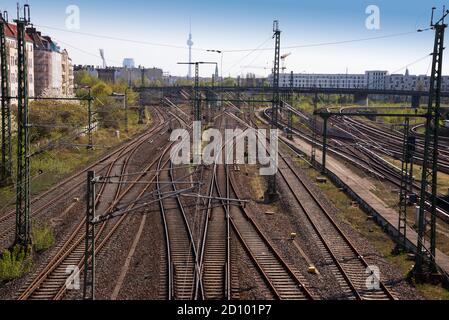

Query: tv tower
187 20 194 78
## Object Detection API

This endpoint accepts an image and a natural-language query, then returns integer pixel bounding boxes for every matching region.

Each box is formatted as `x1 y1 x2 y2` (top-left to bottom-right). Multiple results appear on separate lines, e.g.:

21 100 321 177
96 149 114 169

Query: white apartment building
0 22 35 101
273 69 449 92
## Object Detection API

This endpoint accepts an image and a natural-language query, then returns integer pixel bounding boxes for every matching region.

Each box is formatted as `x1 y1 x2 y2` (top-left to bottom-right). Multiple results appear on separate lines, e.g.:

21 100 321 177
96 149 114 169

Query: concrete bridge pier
353 93 369 107
411 95 421 109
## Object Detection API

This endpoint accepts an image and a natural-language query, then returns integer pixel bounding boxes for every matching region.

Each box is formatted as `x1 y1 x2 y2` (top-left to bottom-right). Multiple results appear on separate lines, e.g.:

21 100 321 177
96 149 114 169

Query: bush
0 246 32 282
32 223 55 253
28 101 88 142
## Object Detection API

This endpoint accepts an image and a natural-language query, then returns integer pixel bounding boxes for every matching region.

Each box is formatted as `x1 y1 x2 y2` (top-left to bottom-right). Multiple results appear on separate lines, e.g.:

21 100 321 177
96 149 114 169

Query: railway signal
177 62 218 122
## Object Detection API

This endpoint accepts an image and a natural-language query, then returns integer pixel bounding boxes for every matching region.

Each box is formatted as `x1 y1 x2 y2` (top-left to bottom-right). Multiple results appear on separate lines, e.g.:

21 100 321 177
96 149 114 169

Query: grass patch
0 246 32 282
415 283 449 300
31 223 55 253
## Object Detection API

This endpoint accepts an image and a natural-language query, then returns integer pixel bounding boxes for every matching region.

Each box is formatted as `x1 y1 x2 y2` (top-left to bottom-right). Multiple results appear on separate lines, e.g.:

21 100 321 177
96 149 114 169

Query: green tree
75 70 96 87
92 81 113 98
222 77 237 87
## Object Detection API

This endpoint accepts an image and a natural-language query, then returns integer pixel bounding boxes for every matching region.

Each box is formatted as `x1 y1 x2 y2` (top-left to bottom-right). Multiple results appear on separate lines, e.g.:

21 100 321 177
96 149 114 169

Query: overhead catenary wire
37 24 428 54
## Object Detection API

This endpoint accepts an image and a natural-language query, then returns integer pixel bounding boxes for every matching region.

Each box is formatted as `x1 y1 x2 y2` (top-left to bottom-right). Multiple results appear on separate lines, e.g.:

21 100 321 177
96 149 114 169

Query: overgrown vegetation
0 246 32 282
31 223 55 253
0 71 151 212
27 101 88 142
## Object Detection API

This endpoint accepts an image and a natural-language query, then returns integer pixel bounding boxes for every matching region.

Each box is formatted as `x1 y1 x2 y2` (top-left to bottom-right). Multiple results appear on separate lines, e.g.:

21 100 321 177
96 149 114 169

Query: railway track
196 122 231 300
0 108 167 246
219 112 314 300
157 154 200 300
277 152 396 300
233 109 396 300
16 109 175 300
335 114 449 172
228 169 313 300
262 108 449 222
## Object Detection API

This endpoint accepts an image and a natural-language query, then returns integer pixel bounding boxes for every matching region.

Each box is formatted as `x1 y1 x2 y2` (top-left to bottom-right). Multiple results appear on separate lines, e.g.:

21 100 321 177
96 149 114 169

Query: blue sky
1 0 448 76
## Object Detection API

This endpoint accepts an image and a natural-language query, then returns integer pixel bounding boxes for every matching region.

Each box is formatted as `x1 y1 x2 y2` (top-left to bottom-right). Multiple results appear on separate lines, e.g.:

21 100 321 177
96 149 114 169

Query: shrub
32 223 55 253
0 246 32 282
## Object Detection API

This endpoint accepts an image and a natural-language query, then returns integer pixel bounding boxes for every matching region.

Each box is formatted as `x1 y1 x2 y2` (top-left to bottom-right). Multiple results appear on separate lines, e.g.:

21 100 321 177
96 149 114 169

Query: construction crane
99 49 106 68
281 53 291 74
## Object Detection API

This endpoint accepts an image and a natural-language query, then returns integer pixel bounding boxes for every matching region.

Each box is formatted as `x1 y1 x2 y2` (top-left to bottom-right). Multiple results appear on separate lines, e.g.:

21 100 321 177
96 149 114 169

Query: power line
35 24 208 52
223 30 429 53
36 24 427 55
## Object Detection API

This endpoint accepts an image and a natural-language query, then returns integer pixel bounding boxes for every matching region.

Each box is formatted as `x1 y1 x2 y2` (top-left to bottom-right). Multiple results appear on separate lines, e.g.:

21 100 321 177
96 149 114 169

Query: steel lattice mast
415 7 448 277
265 20 281 203
395 118 415 253
0 11 13 187
15 4 31 247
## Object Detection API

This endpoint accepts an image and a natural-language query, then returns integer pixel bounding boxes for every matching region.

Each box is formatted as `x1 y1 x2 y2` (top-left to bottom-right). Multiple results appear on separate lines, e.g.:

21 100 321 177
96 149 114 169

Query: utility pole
414 7 448 278
0 11 12 187
395 118 415 253
124 89 129 133
84 171 97 300
14 4 31 247
265 20 281 204
321 113 329 174
138 66 145 124
237 76 241 110
311 92 318 165
87 88 94 150
287 71 294 140
178 62 217 121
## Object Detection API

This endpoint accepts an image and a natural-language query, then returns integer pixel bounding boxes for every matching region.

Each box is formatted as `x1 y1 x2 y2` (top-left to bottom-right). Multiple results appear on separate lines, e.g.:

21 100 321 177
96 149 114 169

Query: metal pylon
15 12 31 247
415 9 447 277
396 118 414 252
0 13 12 187
311 92 318 165
287 71 294 140
194 63 201 121
265 20 281 203
138 67 145 124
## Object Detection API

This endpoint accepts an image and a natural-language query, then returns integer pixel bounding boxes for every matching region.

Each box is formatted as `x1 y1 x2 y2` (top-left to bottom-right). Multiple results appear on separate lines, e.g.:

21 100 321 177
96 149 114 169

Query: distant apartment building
61 49 74 96
0 22 35 102
116 67 163 85
96 67 117 83
26 27 74 97
78 65 164 85
273 69 449 92
123 58 135 68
